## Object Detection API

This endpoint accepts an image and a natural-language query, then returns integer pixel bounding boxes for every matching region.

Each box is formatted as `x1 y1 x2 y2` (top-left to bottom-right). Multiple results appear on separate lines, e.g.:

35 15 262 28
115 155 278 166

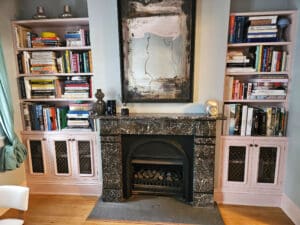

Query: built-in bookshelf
217 10 297 207
222 10 296 137
12 18 100 195
12 18 95 132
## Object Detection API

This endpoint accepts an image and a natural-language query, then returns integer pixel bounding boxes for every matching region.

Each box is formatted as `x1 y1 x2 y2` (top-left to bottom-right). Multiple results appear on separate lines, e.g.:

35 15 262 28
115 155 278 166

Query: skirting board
28 182 101 196
214 189 282 207
281 193 300 225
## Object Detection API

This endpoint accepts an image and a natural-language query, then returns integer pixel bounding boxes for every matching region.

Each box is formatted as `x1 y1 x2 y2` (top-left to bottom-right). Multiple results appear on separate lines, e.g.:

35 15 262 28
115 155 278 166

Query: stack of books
62 76 90 99
31 36 61 47
247 15 278 42
30 51 58 74
64 29 90 47
65 103 92 129
30 77 57 99
226 49 255 73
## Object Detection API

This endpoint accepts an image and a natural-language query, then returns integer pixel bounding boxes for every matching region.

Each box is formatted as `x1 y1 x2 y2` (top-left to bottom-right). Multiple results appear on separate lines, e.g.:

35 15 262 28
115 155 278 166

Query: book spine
245 107 253 136
228 15 235 43
22 103 31 131
240 105 248 136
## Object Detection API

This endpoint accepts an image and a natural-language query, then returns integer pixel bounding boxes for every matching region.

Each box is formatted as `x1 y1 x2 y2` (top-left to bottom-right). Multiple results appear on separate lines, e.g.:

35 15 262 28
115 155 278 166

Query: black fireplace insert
122 135 194 202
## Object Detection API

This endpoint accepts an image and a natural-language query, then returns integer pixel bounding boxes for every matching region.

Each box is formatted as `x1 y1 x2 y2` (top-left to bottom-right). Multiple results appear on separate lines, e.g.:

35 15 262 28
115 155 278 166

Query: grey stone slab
89 195 224 225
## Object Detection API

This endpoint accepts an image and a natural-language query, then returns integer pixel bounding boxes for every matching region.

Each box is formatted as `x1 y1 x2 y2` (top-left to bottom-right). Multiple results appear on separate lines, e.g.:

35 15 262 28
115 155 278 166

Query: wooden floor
1 195 294 225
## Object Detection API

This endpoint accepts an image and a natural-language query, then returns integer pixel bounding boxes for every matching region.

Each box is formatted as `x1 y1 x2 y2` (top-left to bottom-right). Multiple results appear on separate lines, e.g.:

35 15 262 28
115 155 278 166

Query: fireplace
122 135 194 201
99 113 217 207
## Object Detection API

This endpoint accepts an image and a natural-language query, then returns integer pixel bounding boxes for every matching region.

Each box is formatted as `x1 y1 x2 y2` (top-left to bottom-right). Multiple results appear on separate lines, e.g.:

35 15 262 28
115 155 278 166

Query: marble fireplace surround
99 113 217 207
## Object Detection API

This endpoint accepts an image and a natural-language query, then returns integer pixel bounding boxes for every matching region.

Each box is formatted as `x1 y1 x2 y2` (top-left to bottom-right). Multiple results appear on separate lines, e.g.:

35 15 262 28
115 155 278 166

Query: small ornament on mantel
205 99 218 116
121 103 129 116
33 6 47 19
59 5 73 18
92 89 106 116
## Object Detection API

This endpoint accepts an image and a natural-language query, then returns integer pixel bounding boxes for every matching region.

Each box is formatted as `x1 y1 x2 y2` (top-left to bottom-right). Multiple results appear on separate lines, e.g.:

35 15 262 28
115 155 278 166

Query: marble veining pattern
98 113 217 207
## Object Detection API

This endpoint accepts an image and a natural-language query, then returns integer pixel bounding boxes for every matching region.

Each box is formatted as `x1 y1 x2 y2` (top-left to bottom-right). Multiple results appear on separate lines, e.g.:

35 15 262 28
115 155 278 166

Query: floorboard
1 195 295 225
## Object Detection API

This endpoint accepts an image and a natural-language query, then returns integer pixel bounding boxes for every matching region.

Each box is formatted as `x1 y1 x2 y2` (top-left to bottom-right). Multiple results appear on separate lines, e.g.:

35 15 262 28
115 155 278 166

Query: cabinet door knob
254 144 258 147
249 144 253 147
42 138 46 141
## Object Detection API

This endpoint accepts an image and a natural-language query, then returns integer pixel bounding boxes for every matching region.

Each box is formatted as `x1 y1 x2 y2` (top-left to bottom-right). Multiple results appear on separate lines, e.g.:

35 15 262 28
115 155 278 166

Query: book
240 105 248 136
223 104 242 136
245 107 253 136
234 16 247 43
22 103 31 131
234 103 242 135
228 15 235 43
224 76 234 100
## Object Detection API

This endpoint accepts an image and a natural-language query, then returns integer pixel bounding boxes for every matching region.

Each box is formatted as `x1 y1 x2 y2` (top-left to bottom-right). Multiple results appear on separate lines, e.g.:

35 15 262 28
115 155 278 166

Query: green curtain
0 40 27 172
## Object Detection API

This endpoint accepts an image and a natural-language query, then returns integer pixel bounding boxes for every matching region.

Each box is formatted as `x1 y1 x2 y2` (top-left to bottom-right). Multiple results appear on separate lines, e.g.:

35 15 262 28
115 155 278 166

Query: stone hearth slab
88 195 224 225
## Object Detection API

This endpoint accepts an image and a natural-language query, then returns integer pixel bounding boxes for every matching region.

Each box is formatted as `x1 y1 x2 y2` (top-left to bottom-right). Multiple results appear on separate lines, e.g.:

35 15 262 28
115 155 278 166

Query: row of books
223 104 287 136
254 46 287 72
14 25 90 48
19 76 91 99
226 46 288 73
22 103 93 131
17 50 93 74
224 76 288 100
228 15 281 43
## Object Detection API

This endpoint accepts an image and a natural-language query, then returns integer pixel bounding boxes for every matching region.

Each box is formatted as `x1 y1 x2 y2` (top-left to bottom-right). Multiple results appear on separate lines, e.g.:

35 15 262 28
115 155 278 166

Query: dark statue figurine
92 89 106 116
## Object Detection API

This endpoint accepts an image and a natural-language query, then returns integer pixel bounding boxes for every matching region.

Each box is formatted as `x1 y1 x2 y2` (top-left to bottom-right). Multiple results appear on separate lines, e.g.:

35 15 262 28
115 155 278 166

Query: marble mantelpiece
98 113 217 207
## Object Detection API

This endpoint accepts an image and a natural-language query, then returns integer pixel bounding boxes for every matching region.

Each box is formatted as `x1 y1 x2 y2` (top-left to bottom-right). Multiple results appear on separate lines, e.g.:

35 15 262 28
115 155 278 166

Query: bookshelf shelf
219 9 296 207
226 71 288 76
20 98 95 102
12 17 89 27
18 72 94 77
16 46 92 51
228 41 292 47
224 99 287 103
220 135 288 141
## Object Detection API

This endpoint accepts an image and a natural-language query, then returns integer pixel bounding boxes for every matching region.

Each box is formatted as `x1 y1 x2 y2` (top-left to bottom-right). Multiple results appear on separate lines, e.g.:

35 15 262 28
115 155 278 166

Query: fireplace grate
132 164 183 195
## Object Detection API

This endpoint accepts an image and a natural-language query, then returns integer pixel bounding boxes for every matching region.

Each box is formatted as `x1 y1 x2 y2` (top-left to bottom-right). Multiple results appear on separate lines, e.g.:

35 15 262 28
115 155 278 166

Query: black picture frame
117 0 196 103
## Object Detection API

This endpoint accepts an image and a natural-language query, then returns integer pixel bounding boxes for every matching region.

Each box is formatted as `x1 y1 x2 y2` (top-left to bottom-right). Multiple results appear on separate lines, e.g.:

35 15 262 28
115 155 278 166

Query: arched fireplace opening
122 135 194 202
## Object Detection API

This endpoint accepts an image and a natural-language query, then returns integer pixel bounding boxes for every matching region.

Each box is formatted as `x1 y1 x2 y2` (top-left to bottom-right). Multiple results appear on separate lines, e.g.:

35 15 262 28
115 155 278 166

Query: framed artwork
117 0 196 103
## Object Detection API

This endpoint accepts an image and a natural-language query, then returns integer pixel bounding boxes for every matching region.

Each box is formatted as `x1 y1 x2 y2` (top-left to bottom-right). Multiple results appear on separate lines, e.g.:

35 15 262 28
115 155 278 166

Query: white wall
87 0 230 189
16 0 88 19
87 0 229 114
285 1 300 209
0 0 26 186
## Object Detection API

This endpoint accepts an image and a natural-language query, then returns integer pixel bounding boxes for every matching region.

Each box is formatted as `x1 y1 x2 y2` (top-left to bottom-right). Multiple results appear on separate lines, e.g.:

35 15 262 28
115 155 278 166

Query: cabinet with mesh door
219 136 287 206
22 132 100 195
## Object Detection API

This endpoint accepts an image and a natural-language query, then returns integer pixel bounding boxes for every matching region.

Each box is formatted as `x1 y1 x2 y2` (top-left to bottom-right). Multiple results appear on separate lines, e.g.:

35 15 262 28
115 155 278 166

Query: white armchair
0 185 29 225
